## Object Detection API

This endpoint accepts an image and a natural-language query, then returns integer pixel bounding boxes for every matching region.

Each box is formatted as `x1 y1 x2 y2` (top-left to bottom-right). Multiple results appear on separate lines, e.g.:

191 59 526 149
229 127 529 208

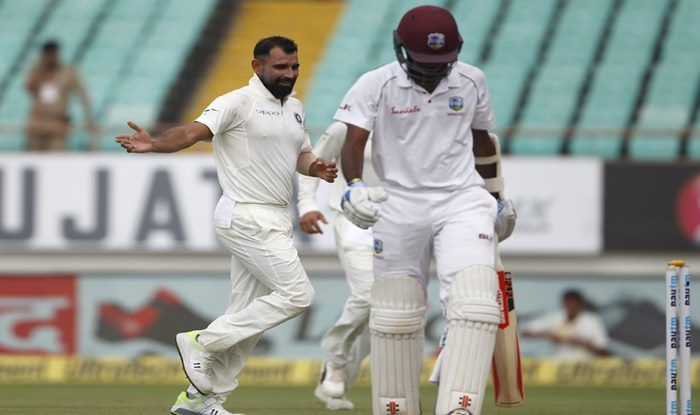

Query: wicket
666 260 692 415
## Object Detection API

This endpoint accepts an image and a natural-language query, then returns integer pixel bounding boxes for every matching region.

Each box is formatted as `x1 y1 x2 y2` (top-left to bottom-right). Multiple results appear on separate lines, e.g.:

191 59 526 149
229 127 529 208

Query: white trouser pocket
213 195 236 228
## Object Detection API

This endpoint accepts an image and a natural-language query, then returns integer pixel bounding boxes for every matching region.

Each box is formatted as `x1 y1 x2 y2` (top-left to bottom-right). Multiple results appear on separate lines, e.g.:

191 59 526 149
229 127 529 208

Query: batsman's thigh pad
370 276 426 415
436 265 499 415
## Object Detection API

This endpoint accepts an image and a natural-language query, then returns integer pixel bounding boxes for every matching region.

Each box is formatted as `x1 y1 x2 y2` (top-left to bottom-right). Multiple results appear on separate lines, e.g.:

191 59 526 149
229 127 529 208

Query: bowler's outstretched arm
115 121 213 153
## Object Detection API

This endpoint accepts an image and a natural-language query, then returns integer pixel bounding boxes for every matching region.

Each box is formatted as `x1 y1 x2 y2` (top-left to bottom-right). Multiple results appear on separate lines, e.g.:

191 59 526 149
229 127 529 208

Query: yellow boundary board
0 356 695 387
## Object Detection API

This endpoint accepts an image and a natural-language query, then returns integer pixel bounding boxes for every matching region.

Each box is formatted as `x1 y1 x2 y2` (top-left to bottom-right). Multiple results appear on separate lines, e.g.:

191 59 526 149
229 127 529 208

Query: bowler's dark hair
253 36 297 59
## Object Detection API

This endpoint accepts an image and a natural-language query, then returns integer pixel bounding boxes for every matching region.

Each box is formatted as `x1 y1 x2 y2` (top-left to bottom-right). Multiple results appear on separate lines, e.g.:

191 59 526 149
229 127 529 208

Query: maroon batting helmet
393 5 463 84
395 5 462 63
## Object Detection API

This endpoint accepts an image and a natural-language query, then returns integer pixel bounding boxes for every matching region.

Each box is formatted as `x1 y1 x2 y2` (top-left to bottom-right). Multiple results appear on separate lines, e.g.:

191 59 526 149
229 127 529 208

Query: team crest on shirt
373 239 383 255
294 112 303 124
427 32 446 50
449 96 464 111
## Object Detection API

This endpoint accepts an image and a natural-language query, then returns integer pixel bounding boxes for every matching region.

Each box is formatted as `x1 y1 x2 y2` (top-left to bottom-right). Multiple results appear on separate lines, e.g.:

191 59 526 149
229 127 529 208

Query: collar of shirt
394 63 461 96
248 74 297 103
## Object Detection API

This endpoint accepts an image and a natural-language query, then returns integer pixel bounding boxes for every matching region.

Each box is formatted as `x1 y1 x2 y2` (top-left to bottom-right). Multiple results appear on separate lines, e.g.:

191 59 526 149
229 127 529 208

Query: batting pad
369 276 426 415
436 265 499 415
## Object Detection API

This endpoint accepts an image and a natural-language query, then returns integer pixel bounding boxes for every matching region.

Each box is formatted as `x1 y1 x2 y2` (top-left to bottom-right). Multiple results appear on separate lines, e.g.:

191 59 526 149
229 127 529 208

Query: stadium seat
660 0 700 66
603 0 668 64
634 63 697 135
686 117 700 160
451 0 501 64
483 64 529 127
688 135 700 160
628 137 681 161
546 0 610 65
509 136 563 155
0 0 50 20
569 136 623 159
304 0 397 133
575 64 645 152
520 65 587 132
628 0 699 156
488 0 557 66
0 133 25 151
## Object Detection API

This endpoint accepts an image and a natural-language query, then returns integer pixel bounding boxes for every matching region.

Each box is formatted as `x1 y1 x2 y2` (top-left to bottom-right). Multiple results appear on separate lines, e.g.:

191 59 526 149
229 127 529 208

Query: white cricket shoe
320 360 348 399
314 384 355 410
176 331 216 395
170 391 244 415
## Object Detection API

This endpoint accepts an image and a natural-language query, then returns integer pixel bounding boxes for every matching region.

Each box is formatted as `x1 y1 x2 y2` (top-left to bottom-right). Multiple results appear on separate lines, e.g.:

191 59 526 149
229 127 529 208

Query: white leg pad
436 265 500 415
370 276 426 415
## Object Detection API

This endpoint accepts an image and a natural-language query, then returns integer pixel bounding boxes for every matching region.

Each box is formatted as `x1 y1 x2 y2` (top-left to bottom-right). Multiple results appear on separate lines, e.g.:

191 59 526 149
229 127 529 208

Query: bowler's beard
261 76 295 99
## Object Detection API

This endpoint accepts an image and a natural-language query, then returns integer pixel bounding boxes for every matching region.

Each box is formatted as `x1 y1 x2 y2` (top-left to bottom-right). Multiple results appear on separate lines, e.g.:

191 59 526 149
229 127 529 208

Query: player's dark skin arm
340 124 370 181
472 128 499 199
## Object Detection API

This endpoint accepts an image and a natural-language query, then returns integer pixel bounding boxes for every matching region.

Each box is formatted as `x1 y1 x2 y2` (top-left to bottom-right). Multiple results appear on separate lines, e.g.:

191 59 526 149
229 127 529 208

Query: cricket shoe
170 391 244 415
176 331 216 395
319 360 348 399
314 384 354 410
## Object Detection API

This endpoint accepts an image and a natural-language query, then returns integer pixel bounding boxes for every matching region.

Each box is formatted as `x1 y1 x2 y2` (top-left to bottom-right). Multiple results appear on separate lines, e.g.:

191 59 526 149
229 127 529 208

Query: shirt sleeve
195 94 242 136
298 108 313 153
584 314 610 349
334 72 379 132
296 122 346 216
524 311 561 334
471 71 495 130
314 121 346 162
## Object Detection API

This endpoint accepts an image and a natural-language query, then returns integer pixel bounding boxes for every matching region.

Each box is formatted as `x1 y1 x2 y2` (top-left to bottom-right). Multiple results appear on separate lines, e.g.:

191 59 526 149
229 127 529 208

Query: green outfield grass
0 384 695 414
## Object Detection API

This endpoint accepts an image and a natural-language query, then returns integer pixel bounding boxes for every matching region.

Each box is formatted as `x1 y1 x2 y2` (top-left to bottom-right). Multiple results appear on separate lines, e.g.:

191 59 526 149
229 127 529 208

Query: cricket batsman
335 5 515 415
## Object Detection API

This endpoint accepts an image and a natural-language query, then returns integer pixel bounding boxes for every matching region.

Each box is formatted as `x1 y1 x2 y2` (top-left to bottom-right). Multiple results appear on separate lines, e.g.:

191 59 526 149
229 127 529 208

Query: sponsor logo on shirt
202 108 219 115
294 112 303 124
390 105 421 115
338 103 351 111
256 109 281 116
427 32 446 50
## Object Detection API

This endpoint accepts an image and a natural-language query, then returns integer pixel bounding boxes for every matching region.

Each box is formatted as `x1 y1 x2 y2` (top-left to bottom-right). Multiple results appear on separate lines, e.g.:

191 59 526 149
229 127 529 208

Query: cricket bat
491 246 525 407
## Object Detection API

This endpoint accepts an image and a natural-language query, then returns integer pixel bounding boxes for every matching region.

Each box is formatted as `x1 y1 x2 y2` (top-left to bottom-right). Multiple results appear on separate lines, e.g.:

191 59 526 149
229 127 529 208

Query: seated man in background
522 289 611 359
25 40 96 152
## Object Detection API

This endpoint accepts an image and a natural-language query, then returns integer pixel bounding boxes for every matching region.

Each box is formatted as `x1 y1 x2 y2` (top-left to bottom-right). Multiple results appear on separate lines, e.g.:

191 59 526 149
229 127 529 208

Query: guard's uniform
194 74 315 397
297 122 379 383
334 61 497 304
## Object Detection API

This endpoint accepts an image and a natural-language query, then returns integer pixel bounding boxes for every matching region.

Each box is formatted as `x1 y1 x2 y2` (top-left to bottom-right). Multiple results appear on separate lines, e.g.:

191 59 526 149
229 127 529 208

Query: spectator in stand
25 40 96 151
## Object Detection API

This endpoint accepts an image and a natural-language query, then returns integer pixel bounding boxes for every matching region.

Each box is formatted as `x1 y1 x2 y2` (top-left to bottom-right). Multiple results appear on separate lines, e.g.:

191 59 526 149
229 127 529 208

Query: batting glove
495 199 517 241
341 180 388 229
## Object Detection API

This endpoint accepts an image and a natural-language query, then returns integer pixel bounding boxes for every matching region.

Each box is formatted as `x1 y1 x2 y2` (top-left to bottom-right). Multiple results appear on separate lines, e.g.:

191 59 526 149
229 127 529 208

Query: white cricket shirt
196 74 311 206
525 310 611 360
297 121 379 216
334 61 495 191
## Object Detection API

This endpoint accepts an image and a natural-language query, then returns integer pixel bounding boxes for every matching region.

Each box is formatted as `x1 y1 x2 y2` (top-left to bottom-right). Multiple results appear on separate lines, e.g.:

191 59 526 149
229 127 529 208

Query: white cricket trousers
321 213 373 383
197 202 315 396
373 185 497 304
